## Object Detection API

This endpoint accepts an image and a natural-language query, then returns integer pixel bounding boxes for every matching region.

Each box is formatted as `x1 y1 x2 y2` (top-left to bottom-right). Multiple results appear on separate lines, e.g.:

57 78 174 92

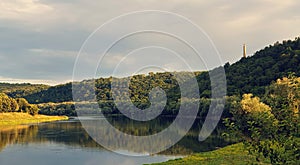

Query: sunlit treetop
241 93 271 114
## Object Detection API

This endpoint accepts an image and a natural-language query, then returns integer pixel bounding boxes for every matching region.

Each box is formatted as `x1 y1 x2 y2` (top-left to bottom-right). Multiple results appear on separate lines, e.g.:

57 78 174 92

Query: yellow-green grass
0 112 68 127
148 143 270 165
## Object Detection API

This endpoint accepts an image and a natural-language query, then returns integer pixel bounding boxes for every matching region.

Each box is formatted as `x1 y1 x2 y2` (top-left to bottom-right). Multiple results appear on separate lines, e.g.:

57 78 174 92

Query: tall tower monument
243 44 247 58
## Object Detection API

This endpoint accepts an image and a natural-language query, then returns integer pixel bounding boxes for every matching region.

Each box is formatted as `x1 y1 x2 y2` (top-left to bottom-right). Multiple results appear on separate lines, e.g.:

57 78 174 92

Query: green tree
16 98 30 113
28 104 39 116
9 97 19 112
16 98 39 115
225 77 300 164
0 93 19 112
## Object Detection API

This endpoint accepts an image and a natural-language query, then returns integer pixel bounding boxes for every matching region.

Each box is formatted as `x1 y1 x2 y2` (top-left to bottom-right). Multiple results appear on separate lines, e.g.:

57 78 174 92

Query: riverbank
148 143 270 165
0 112 68 126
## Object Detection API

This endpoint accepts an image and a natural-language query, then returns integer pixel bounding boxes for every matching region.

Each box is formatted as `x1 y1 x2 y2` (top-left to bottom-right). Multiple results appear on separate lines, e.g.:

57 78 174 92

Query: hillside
3 37 300 107
226 38 300 96
24 83 73 103
0 83 49 99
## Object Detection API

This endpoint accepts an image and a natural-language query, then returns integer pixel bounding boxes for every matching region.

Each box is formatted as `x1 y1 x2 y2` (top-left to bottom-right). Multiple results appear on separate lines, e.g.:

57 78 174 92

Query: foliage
27 104 39 116
0 83 49 98
226 37 300 96
0 93 19 112
38 102 76 116
0 93 39 115
24 83 72 103
225 76 300 164
15 98 39 115
240 94 272 114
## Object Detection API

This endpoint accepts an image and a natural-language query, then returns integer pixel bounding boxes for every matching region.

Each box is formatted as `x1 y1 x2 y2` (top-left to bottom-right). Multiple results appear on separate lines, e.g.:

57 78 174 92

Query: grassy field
148 143 270 165
0 112 68 127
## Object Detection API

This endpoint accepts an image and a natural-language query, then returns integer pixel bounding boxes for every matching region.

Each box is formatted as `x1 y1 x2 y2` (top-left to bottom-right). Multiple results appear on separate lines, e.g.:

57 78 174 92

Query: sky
0 0 300 85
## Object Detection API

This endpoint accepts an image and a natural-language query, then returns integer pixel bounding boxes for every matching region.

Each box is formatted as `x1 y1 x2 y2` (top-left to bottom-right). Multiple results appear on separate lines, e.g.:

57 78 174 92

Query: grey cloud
0 51 74 80
0 0 299 84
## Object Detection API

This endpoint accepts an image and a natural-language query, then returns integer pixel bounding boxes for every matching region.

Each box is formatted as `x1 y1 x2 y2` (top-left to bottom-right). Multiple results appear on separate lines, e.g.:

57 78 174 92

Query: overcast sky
0 0 299 85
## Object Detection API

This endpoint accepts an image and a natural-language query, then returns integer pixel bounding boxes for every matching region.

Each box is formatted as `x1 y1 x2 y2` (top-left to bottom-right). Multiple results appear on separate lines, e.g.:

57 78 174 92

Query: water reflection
0 117 233 154
0 125 35 151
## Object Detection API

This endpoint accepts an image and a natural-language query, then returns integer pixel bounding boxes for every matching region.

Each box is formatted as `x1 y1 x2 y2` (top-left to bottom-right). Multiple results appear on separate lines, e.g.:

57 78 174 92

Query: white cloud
0 0 53 19
0 76 68 85
28 48 77 57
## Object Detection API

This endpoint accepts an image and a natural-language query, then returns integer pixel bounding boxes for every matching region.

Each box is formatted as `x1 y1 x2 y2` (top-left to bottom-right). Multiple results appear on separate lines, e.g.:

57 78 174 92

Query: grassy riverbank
149 143 270 165
0 112 68 126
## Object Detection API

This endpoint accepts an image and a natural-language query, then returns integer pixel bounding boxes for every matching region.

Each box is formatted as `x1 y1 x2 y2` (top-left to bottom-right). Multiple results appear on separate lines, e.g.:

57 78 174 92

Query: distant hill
0 83 49 100
23 83 73 103
3 37 300 104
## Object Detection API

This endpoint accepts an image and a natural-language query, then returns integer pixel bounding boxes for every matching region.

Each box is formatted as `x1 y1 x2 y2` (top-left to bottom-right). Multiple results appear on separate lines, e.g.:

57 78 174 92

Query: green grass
148 143 270 165
0 112 68 127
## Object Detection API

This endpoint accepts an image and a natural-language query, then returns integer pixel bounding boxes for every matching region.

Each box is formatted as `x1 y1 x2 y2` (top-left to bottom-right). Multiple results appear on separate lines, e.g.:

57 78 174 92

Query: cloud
0 0 53 18
28 48 77 57
0 0 299 83
0 76 68 85
0 48 77 82
0 0 54 31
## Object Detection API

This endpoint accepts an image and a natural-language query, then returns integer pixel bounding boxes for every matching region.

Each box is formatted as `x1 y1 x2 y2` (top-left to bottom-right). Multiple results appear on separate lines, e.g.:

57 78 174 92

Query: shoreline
148 143 270 165
0 112 69 127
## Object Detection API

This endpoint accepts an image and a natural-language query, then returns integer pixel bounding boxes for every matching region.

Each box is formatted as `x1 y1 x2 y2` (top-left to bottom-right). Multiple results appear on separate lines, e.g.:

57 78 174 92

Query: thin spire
243 44 247 58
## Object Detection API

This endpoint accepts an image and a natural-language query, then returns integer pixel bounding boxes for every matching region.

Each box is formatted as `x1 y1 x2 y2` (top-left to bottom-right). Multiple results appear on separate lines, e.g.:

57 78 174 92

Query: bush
225 76 300 164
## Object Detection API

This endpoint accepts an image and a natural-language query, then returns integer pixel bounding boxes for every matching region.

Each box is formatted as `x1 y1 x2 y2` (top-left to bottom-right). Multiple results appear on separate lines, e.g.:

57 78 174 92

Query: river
0 116 233 165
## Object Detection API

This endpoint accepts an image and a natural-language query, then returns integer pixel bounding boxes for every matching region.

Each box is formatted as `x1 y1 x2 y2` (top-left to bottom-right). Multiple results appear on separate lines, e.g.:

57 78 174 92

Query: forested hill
226 37 300 96
0 83 49 99
3 37 300 104
180 37 300 97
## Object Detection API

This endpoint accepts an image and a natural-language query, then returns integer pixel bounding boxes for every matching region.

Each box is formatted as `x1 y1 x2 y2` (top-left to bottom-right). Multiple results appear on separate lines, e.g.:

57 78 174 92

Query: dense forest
226 38 300 96
0 83 49 98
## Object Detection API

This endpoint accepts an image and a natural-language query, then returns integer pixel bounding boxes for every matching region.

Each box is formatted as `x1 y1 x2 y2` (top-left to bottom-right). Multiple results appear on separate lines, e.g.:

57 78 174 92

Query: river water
0 116 232 165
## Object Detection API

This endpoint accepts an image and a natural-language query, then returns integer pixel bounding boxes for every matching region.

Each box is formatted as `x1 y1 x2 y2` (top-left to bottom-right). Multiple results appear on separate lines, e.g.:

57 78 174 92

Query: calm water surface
0 116 232 165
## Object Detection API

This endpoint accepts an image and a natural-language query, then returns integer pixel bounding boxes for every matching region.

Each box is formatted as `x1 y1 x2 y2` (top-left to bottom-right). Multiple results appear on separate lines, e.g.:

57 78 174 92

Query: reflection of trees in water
0 118 235 155
0 122 102 152
37 121 103 149
0 125 38 151
106 116 174 136
82 117 235 154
